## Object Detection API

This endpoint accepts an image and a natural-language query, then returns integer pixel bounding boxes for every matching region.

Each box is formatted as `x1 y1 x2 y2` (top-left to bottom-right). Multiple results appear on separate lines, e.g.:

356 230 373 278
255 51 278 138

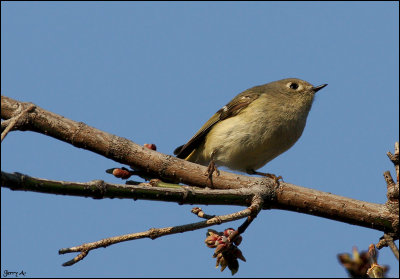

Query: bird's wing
174 87 263 159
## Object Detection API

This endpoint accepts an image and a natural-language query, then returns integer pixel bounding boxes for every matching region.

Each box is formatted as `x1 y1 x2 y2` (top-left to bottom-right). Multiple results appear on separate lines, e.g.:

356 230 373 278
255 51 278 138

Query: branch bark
58 200 260 266
1 163 397 234
1 95 399 236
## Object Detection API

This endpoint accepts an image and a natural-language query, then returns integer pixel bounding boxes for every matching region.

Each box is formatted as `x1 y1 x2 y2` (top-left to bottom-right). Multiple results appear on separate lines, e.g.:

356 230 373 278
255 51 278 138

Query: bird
174 78 327 180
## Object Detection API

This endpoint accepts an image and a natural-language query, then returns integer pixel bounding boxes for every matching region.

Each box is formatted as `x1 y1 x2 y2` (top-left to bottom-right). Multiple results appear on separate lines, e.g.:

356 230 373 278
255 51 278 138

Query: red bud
112 168 132 179
144 143 157 150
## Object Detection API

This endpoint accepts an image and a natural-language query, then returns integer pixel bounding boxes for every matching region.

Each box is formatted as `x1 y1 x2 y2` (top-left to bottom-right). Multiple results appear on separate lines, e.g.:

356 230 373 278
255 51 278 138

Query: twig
376 142 400 262
191 207 216 219
1 103 35 142
61 251 89 266
229 195 263 243
376 233 399 261
189 198 264 244
387 142 399 183
385 142 399 202
59 204 257 266
1 119 11 132
385 235 399 261
383 171 398 202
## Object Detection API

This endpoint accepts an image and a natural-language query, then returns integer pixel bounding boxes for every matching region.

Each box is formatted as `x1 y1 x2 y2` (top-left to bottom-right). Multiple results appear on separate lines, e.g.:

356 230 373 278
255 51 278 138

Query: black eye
289 83 299 90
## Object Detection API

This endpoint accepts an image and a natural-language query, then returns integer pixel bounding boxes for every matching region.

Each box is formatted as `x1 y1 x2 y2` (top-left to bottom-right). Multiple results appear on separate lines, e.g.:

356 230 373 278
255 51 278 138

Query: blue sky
1 2 399 278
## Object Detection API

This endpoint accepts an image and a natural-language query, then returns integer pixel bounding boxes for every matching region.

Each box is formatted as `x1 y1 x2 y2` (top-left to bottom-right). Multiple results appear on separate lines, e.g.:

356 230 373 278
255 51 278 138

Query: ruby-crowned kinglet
174 78 327 175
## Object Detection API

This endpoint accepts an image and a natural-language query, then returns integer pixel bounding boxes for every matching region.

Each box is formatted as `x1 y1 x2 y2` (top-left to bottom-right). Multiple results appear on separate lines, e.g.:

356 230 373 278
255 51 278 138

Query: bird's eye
289 82 299 90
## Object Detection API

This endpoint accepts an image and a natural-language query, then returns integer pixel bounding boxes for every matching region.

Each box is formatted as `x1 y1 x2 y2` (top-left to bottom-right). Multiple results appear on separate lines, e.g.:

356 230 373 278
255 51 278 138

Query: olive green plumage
174 78 327 173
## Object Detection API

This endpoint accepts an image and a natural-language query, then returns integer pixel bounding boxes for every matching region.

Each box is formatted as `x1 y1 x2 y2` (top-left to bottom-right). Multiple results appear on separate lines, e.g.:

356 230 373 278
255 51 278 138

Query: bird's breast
202 98 310 171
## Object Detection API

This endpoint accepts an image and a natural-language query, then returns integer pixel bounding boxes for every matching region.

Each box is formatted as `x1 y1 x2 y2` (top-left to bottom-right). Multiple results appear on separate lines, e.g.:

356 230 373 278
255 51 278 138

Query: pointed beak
313 84 328 93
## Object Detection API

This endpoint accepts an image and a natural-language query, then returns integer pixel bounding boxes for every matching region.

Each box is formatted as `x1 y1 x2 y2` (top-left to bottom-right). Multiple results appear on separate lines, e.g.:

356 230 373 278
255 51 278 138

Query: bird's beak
313 84 328 93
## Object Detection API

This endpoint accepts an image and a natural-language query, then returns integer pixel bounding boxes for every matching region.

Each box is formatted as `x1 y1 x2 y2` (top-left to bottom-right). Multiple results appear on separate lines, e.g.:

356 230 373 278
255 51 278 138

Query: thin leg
205 151 220 187
206 159 220 180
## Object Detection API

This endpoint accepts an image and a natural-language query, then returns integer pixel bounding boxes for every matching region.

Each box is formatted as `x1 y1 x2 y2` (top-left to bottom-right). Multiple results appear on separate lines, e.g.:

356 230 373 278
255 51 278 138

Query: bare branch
376 233 399 261
384 171 398 202
374 142 400 261
59 202 258 266
1 103 35 141
1 96 399 234
205 195 264 274
384 234 399 261
385 142 399 203
0 171 255 206
1 95 260 190
2 170 397 233
1 119 12 132
386 142 399 183
191 207 217 219
2 95 400 274
226 195 264 245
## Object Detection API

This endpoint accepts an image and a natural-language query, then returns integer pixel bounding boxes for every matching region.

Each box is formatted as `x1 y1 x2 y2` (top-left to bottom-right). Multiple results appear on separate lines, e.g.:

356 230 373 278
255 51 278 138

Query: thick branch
1 95 260 190
1 103 36 141
1 96 399 235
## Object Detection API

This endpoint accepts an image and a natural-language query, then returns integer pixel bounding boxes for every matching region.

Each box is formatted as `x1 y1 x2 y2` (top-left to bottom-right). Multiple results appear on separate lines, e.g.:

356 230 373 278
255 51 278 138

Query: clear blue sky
1 2 399 278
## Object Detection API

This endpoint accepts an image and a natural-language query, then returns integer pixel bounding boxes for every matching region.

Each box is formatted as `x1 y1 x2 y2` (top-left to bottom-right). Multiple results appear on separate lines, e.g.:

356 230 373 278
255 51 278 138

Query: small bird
174 78 327 178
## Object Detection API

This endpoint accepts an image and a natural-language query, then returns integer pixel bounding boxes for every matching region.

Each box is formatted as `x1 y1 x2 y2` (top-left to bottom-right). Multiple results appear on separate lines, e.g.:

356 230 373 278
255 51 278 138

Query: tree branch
1 170 397 234
1 95 399 235
1 102 35 141
376 234 399 261
375 142 399 261
2 94 400 274
0 171 256 206
59 200 260 266
1 95 257 190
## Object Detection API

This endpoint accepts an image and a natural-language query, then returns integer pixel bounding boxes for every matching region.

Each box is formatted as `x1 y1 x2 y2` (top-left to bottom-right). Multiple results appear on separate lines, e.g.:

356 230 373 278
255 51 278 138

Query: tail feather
174 145 184 157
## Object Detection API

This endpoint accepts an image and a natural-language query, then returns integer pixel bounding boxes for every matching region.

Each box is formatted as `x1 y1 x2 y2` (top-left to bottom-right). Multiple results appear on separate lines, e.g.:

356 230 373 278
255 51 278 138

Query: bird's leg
206 159 220 179
205 151 220 187
247 169 283 186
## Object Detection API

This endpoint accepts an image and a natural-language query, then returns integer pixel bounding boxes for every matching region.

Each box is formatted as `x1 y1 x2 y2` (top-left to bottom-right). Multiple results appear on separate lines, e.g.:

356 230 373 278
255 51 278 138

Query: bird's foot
206 160 220 186
247 169 283 186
